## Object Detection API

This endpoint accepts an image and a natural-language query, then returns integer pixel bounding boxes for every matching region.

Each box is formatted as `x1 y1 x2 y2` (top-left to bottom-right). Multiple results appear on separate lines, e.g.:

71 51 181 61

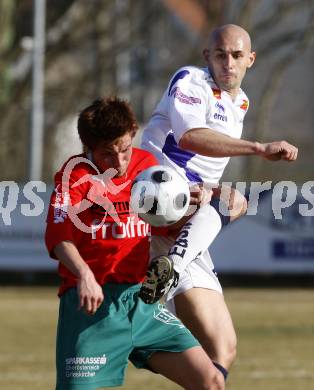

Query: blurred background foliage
0 0 313 182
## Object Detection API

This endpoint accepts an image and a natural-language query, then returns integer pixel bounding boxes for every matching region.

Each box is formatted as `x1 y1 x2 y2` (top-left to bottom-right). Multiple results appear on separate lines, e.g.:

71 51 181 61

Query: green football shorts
56 283 199 389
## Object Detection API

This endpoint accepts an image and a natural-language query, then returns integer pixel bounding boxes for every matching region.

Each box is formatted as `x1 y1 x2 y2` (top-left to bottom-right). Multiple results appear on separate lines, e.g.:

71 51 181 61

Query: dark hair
78 96 138 150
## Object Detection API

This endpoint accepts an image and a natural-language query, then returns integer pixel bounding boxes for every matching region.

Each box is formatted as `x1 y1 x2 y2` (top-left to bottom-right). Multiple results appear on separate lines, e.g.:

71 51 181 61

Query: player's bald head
203 24 256 96
208 24 252 52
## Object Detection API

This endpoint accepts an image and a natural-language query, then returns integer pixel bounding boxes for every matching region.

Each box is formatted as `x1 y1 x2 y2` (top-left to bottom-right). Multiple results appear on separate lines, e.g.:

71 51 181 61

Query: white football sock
168 203 222 275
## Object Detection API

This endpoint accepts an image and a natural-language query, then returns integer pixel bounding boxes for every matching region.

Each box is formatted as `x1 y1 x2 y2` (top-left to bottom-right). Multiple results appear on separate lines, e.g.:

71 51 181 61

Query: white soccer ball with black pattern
130 165 190 227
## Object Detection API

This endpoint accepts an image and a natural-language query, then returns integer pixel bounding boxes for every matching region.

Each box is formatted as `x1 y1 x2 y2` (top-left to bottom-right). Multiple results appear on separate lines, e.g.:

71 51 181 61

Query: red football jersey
45 148 158 295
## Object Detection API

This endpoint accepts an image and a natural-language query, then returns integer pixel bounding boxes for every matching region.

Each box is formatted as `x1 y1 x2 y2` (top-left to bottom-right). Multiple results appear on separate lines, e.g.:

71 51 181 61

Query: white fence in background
0 185 56 271
211 190 314 273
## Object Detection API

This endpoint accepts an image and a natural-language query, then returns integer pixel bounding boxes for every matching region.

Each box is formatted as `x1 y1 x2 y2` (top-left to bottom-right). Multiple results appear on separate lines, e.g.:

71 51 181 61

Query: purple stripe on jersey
168 70 190 96
162 132 203 183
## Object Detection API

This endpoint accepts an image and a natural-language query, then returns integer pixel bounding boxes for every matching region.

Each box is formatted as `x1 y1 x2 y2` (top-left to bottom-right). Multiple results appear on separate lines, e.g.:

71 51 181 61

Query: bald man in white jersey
139 24 298 382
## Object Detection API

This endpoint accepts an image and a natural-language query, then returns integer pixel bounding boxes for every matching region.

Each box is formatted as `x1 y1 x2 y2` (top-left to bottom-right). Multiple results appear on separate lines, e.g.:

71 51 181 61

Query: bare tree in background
205 0 314 181
243 0 314 179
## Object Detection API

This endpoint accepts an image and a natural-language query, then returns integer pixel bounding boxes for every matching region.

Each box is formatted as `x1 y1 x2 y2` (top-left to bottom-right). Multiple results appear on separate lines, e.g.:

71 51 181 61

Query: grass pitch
0 287 313 389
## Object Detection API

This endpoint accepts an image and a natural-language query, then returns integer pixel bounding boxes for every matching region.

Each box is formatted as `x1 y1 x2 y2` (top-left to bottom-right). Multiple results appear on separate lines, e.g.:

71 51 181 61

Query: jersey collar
205 67 246 101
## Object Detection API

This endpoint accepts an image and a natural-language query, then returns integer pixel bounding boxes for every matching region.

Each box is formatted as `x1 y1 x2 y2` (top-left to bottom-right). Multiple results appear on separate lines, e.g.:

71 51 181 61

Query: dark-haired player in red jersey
45 97 224 390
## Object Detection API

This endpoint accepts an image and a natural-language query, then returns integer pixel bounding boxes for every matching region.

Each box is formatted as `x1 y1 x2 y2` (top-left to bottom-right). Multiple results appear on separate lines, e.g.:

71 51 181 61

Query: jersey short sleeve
45 158 89 258
167 67 210 143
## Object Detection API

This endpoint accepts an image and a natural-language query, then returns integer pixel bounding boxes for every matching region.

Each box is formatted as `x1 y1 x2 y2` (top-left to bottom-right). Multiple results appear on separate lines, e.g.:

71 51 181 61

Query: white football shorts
149 235 223 316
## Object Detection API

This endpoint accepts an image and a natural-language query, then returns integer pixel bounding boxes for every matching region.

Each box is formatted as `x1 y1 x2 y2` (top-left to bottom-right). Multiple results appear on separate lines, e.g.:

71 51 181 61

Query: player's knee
229 188 247 221
185 363 225 390
224 333 237 367
188 372 224 390
213 371 226 390
206 371 225 390
227 342 237 366
213 332 237 369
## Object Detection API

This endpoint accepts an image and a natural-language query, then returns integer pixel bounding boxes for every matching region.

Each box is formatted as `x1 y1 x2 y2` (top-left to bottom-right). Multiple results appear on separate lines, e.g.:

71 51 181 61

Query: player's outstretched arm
179 127 298 161
54 241 104 315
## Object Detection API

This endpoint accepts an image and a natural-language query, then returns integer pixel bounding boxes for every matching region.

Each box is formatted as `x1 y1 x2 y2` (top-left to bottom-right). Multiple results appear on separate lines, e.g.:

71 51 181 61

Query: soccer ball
130 165 190 227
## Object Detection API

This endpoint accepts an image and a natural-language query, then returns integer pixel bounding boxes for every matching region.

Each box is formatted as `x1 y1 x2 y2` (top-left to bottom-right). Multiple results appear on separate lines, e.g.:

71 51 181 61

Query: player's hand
189 183 213 206
77 269 104 315
258 141 298 161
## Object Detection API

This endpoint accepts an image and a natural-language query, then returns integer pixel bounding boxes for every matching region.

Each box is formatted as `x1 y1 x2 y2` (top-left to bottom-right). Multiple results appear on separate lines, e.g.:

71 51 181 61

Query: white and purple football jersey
141 66 249 184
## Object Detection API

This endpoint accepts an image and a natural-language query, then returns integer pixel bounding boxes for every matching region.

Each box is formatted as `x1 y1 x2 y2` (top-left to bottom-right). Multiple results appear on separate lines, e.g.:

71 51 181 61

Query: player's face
92 133 133 177
204 31 255 97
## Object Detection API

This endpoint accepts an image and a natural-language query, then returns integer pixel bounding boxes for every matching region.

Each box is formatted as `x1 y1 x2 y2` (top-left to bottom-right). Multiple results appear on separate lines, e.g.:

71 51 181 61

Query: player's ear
130 130 137 139
247 51 256 68
203 48 210 62
129 123 138 139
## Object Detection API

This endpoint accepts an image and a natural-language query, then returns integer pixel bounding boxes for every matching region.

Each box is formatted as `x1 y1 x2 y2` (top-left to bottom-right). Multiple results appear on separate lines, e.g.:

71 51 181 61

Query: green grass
226 289 314 390
0 287 313 389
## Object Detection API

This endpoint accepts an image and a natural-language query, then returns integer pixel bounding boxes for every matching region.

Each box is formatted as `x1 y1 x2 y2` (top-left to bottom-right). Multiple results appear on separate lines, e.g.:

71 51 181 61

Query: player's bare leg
174 288 237 370
148 346 225 389
212 185 247 222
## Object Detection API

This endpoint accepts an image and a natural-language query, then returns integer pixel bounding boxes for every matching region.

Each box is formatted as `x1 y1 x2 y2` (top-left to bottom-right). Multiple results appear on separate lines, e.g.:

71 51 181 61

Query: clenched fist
257 141 298 161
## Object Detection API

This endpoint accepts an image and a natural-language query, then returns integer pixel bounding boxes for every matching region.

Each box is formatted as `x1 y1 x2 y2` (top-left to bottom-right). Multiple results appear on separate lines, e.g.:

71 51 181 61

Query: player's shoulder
233 88 250 112
169 65 208 90
60 153 95 172
172 65 206 75
132 148 158 167
55 153 96 181
238 88 249 102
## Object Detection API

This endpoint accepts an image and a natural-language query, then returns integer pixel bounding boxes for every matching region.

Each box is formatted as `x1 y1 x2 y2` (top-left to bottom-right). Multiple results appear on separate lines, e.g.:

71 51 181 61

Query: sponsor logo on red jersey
91 217 150 240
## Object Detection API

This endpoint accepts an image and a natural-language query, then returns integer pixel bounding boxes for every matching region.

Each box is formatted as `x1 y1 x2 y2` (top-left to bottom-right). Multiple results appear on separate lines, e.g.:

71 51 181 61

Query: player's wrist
77 264 93 280
253 142 265 156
